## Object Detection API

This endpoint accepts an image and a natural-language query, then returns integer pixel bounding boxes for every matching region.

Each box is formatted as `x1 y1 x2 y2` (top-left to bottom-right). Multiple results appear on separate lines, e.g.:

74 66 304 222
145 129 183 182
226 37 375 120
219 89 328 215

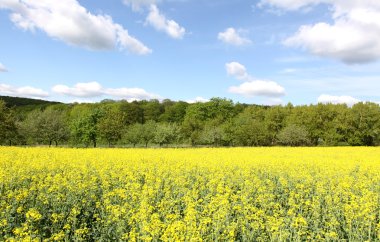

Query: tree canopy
1 96 380 147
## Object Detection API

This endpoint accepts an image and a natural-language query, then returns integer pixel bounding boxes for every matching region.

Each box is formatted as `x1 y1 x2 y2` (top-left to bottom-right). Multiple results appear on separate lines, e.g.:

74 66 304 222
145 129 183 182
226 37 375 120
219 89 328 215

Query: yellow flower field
1 147 380 241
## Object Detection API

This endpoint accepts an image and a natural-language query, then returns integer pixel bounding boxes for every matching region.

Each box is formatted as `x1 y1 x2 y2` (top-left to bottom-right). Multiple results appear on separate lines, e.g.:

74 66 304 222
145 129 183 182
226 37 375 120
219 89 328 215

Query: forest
1 96 380 147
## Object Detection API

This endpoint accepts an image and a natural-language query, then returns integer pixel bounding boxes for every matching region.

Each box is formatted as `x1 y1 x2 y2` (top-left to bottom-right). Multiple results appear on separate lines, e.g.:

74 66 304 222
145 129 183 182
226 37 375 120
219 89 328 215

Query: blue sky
0 0 380 105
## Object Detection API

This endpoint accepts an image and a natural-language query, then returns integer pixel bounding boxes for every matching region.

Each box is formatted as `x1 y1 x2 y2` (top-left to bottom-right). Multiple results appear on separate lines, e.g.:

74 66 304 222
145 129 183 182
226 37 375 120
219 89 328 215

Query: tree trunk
49 140 52 147
9 140 12 146
93 140 97 148
55 141 58 147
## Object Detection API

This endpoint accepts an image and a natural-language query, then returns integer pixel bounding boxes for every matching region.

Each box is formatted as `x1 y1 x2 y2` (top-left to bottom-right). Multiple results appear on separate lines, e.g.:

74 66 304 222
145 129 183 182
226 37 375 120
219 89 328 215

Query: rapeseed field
0 147 379 241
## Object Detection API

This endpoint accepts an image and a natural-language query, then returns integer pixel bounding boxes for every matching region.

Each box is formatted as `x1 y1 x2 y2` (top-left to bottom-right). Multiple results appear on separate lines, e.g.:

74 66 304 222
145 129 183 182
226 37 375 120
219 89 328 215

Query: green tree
160 100 189 123
277 124 310 146
140 120 157 147
200 124 225 146
42 108 70 146
142 99 163 122
71 109 103 147
231 106 269 146
98 109 125 147
154 123 180 147
19 110 41 144
181 117 203 146
265 106 287 145
124 123 142 147
0 100 18 145
20 108 69 146
119 101 144 125
347 102 380 146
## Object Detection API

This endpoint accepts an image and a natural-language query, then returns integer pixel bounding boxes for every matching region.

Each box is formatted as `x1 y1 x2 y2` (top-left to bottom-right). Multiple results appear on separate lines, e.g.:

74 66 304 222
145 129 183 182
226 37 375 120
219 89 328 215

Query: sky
0 0 380 106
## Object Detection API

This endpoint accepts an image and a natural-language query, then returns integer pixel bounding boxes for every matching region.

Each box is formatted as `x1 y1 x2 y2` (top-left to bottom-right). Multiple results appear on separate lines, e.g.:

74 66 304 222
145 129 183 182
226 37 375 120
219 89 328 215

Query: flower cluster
0 147 379 241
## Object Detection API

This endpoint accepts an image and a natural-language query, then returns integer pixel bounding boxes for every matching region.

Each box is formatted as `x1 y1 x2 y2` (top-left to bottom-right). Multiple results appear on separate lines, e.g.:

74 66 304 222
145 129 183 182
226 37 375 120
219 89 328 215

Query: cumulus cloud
52 82 161 101
106 87 161 100
218 28 252 46
264 98 284 106
0 63 7 72
186 97 209 104
317 94 360 106
226 62 286 97
229 80 285 97
0 83 49 98
0 0 151 55
259 0 380 64
52 82 103 98
146 5 185 39
225 62 249 80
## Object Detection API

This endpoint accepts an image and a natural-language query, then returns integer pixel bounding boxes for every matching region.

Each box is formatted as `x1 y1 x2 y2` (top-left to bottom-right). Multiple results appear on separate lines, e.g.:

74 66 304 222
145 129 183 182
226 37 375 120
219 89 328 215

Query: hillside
0 95 61 107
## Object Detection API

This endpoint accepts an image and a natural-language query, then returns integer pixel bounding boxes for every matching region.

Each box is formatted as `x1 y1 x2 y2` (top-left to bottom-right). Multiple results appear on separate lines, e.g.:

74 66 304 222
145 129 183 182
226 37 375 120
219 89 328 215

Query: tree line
1 97 380 147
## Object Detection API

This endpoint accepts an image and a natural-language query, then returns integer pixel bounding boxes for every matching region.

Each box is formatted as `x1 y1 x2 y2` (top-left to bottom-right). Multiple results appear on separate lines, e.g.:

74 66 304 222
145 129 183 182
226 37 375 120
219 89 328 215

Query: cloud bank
52 82 161 101
260 0 380 64
0 0 151 55
0 83 49 98
186 96 209 104
317 94 360 106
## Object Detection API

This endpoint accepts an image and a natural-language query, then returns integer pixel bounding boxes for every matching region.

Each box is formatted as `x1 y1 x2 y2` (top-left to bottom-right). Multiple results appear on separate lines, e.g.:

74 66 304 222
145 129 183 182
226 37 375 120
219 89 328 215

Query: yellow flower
26 208 42 221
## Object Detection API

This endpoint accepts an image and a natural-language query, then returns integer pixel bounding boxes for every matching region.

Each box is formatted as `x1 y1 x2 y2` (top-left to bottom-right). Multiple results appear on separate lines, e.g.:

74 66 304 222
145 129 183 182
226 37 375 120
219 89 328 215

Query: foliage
0 100 18 145
124 123 143 147
1 97 380 147
0 95 60 107
140 120 157 147
231 107 269 146
154 123 180 147
98 109 124 147
277 124 310 146
70 109 103 147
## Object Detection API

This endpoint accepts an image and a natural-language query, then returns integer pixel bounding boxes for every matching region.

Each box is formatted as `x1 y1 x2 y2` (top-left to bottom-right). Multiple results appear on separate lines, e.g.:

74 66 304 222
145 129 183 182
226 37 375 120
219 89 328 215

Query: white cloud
123 0 158 12
69 99 97 104
264 98 284 106
106 87 161 100
258 0 323 11
218 28 252 46
186 97 209 103
0 83 49 98
260 0 380 63
226 61 286 97
146 4 185 39
225 62 249 80
229 80 285 97
281 68 298 74
284 12 380 64
52 82 103 98
317 94 360 106
0 63 7 72
52 82 161 101
0 0 151 55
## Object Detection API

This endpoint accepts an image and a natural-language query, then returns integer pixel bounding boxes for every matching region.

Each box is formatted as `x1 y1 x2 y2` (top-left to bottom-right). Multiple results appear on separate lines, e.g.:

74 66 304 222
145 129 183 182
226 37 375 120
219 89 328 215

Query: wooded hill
0 95 60 107
0 96 379 147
